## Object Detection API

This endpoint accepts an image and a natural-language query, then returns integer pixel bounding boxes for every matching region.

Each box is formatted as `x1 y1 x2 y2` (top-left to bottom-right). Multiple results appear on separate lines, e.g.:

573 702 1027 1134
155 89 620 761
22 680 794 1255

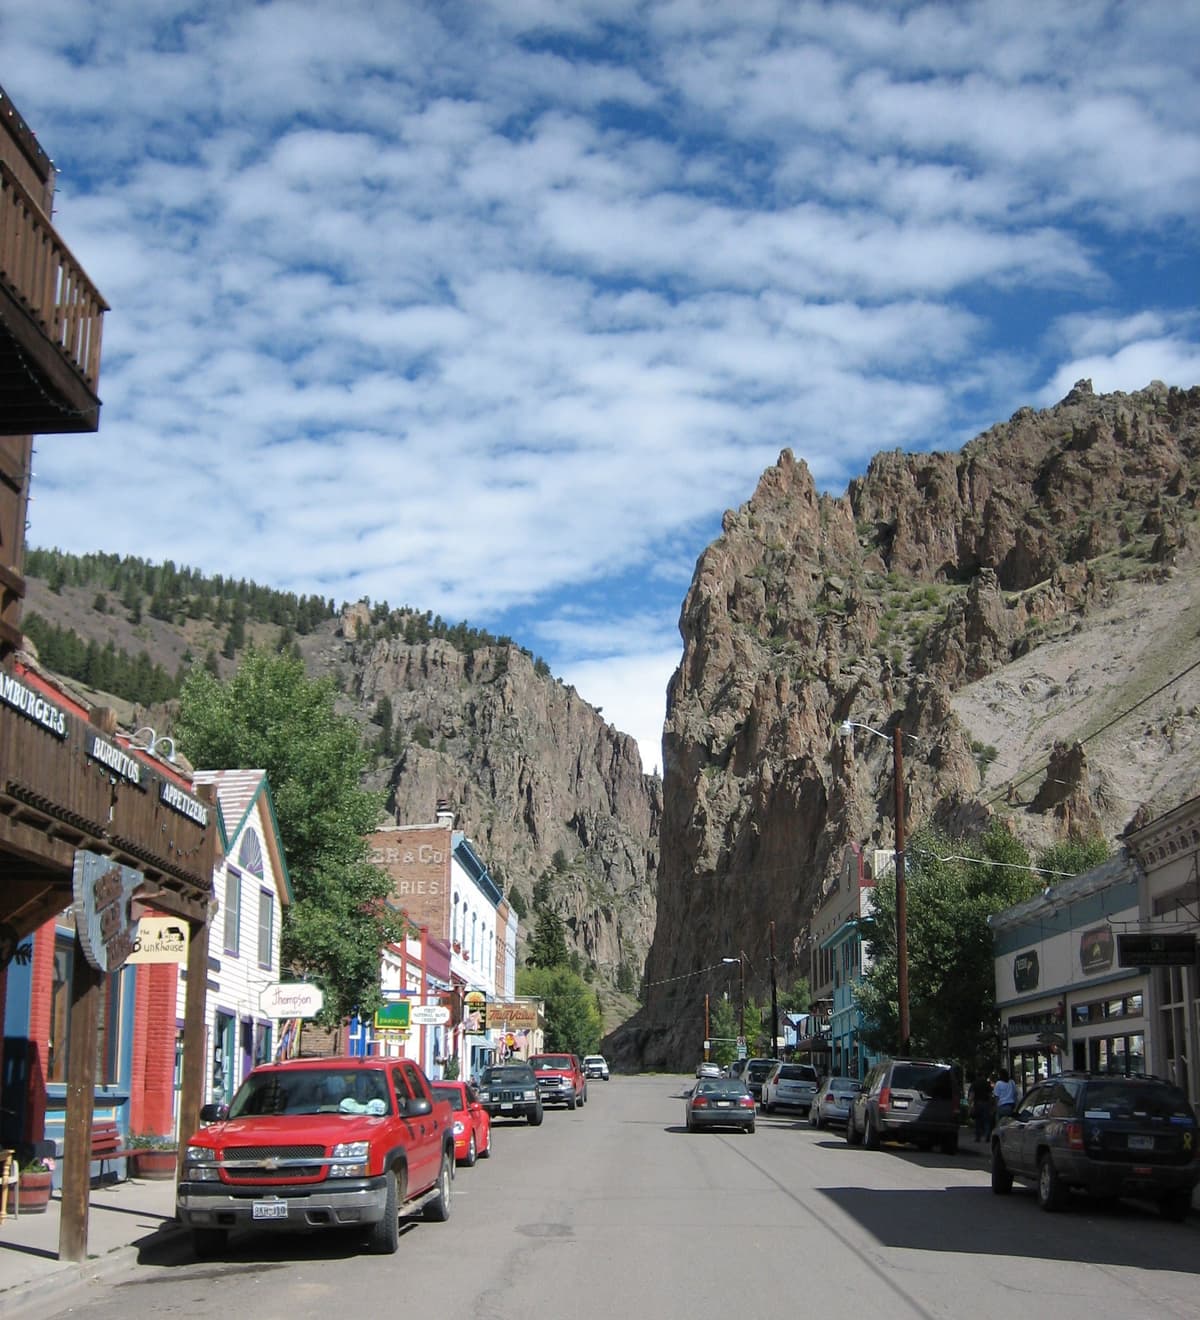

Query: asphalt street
6 1075 1198 1320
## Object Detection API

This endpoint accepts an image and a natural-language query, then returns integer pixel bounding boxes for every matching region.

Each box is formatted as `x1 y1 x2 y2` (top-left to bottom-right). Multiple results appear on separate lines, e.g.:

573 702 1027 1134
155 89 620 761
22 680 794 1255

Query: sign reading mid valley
259 982 325 1018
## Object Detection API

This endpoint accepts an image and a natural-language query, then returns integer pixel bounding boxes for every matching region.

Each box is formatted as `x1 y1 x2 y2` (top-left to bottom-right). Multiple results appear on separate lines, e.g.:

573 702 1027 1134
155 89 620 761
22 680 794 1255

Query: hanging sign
411 1004 451 1026
72 851 140 972
128 916 189 963
260 982 325 1018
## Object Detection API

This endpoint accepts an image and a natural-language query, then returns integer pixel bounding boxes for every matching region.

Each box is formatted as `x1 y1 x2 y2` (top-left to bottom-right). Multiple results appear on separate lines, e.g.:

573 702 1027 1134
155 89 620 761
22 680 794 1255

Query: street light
722 954 745 1039
839 718 911 1054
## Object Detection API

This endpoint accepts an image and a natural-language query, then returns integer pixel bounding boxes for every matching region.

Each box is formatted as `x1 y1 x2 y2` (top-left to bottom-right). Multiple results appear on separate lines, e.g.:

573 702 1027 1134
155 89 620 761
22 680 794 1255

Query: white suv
582 1055 610 1080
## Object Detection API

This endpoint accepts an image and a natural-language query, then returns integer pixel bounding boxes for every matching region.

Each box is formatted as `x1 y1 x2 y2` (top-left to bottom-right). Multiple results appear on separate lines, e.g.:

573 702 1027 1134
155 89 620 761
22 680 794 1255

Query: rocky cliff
609 380 1200 1069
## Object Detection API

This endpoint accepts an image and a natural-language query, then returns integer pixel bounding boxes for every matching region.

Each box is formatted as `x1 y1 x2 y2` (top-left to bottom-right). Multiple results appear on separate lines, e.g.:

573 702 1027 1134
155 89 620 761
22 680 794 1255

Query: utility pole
769 920 778 1058
893 725 909 1055
739 952 746 1040
704 994 710 1061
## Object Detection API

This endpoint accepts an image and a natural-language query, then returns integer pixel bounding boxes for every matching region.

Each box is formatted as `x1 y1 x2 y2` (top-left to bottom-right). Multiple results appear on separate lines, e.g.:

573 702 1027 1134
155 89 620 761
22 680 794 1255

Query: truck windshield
229 1069 392 1117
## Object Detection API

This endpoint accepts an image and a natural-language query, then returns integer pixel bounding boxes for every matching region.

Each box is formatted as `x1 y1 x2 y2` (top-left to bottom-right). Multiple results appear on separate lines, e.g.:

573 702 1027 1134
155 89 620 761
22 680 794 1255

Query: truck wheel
465 1133 477 1167
192 1227 227 1259
528 1105 544 1126
863 1111 880 1150
367 1169 401 1254
425 1152 452 1222
568 1096 577 1110
1037 1153 1067 1212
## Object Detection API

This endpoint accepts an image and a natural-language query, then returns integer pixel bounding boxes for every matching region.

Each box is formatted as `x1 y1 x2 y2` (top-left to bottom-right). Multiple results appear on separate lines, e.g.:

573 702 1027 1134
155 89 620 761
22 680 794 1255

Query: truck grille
221 1144 326 1181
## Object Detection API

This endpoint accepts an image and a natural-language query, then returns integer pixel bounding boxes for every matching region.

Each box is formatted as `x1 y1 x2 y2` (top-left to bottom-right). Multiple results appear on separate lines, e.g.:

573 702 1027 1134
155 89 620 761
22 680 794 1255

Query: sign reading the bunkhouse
128 915 189 963
72 850 141 972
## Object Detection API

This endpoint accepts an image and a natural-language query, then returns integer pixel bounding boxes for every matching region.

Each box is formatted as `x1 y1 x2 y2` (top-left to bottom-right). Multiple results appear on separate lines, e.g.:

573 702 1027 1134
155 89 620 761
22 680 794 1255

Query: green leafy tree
526 909 569 969
855 825 1044 1066
173 648 404 1024
517 965 602 1055
708 996 740 1069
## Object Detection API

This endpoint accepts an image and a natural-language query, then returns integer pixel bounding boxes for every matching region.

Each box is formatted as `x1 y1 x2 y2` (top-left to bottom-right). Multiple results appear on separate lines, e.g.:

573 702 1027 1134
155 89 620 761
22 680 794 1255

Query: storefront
990 855 1147 1093
0 662 215 1261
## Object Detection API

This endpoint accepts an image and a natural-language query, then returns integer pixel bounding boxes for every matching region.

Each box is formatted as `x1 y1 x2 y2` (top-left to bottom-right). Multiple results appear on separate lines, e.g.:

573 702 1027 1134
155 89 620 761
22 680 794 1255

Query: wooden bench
91 1121 135 1181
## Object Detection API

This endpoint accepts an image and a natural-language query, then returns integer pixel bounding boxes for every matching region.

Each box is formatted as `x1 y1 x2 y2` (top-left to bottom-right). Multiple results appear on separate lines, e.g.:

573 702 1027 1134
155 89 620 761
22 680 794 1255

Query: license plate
1128 1134 1154 1151
252 1200 288 1220
500 1102 514 1110
891 1098 909 1109
715 1100 732 1107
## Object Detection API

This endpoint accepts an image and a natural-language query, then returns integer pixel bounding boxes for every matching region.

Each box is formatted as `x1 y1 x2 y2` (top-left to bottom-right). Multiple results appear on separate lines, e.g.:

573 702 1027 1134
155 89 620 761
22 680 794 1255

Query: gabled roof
192 768 293 904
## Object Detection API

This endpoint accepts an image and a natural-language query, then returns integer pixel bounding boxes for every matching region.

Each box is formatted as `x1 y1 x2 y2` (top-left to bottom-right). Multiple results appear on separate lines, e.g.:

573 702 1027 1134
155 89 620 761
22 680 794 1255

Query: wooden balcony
0 158 107 434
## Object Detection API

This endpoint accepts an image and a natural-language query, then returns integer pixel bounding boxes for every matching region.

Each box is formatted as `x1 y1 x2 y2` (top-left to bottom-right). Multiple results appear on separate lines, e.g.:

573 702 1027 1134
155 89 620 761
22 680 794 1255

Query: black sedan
685 1077 756 1133
990 1072 1199 1218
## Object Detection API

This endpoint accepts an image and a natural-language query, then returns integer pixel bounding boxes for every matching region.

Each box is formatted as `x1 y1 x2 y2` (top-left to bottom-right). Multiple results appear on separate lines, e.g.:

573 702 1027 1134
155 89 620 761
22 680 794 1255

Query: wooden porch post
176 913 210 1182
58 934 101 1264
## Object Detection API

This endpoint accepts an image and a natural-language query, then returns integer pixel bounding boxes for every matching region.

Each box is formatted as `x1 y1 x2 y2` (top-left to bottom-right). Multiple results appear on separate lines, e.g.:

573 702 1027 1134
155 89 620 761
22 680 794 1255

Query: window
258 888 274 968
48 933 123 1085
225 867 242 956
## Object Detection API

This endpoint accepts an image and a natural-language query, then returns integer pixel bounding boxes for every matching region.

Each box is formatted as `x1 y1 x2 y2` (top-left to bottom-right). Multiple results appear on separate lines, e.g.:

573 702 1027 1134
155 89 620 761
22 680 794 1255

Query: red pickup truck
528 1052 588 1110
177 1055 455 1256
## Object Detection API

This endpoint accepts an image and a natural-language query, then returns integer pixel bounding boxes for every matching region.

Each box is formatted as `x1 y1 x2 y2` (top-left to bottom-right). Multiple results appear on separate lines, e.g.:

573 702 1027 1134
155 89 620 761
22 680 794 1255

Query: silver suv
846 1058 961 1154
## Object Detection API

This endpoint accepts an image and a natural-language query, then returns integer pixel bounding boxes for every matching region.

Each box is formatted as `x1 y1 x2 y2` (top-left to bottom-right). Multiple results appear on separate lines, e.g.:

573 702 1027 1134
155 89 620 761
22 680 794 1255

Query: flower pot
18 1169 52 1213
130 1150 177 1180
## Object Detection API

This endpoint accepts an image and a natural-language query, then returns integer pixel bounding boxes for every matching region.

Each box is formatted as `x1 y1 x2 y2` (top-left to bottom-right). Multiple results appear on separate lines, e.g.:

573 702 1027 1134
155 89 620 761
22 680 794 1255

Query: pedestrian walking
993 1068 1018 1122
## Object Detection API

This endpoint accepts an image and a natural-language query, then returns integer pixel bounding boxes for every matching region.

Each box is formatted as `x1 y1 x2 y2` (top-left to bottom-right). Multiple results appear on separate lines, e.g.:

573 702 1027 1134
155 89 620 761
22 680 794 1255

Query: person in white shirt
993 1068 1018 1119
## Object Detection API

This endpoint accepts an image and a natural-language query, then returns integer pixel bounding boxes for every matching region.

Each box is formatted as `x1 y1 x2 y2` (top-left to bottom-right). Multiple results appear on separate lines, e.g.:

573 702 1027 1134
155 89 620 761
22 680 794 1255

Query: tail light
1065 1121 1084 1151
739 1096 755 1109
879 1087 892 1111
692 1096 708 1108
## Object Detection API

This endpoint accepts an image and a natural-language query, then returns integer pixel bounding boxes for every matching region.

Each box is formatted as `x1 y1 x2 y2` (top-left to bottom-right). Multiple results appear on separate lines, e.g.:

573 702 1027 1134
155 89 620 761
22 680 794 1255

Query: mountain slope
609 380 1200 1069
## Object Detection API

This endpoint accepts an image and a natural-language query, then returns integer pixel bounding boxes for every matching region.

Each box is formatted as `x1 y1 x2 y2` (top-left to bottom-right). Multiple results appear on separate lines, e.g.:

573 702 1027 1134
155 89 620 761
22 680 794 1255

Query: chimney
436 799 455 829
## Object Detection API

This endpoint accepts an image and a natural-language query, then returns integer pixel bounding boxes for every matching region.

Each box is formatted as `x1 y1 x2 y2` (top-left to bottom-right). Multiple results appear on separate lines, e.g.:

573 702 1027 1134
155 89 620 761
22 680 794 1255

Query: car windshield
532 1056 573 1069
890 1064 953 1095
747 1061 776 1081
827 1076 860 1093
585 1057 605 1065
1084 1081 1195 1119
482 1065 535 1086
695 1079 749 1098
229 1068 392 1118
432 1085 465 1111
779 1066 817 1081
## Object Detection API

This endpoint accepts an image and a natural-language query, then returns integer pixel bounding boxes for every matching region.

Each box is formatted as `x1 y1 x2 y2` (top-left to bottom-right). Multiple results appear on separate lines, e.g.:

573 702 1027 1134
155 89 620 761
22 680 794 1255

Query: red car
432 1081 492 1166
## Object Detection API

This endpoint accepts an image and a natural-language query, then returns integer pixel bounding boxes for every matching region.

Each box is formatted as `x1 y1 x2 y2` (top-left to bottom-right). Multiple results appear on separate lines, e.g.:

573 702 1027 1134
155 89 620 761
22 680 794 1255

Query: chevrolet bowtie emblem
264 1157 280 1170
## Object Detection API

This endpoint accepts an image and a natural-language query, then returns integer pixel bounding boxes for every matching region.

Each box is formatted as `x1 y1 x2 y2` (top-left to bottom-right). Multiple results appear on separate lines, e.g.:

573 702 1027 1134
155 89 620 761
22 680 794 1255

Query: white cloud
7 0 1198 768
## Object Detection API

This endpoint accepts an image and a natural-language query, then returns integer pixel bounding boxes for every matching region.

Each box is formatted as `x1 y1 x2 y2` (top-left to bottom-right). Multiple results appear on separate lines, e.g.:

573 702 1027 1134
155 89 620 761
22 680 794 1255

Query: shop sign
260 982 325 1018
128 915 188 963
0 671 67 737
1118 932 1197 967
411 1004 451 1026
1079 925 1114 974
72 851 140 972
87 734 143 785
484 1000 539 1030
160 779 209 827
374 1000 411 1030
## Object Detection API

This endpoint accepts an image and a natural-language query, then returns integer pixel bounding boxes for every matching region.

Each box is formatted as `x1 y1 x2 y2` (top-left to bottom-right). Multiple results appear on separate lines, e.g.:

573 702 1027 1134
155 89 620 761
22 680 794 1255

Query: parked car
696 1061 723 1079
177 1055 454 1257
431 1080 492 1166
528 1053 588 1110
846 1058 961 1154
760 1062 820 1115
742 1057 782 1101
685 1077 756 1133
809 1075 862 1129
476 1062 543 1125
583 1055 610 1080
990 1072 1200 1218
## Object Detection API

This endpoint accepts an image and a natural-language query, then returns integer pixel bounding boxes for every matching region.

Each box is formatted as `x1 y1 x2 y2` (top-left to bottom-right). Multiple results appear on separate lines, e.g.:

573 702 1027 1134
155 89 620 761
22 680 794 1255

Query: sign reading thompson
260 982 325 1018
72 851 141 972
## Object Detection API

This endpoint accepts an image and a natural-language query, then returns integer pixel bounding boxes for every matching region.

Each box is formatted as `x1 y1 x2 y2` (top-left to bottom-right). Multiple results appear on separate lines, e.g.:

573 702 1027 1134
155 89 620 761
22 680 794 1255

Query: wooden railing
0 159 108 388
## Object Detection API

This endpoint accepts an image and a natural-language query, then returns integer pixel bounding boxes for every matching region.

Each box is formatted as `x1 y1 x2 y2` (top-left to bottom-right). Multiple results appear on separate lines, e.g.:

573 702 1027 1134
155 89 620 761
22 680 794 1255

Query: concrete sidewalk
0 1175 185 1317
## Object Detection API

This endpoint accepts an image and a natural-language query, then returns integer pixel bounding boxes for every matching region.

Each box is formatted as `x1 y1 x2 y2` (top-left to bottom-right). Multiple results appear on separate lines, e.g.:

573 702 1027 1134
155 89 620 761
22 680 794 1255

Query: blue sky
7 1 1198 775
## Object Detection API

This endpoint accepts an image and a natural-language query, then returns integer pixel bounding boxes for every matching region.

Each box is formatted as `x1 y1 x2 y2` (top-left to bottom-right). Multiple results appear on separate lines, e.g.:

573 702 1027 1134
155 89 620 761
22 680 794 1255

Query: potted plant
18 1157 53 1213
127 1134 178 1180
